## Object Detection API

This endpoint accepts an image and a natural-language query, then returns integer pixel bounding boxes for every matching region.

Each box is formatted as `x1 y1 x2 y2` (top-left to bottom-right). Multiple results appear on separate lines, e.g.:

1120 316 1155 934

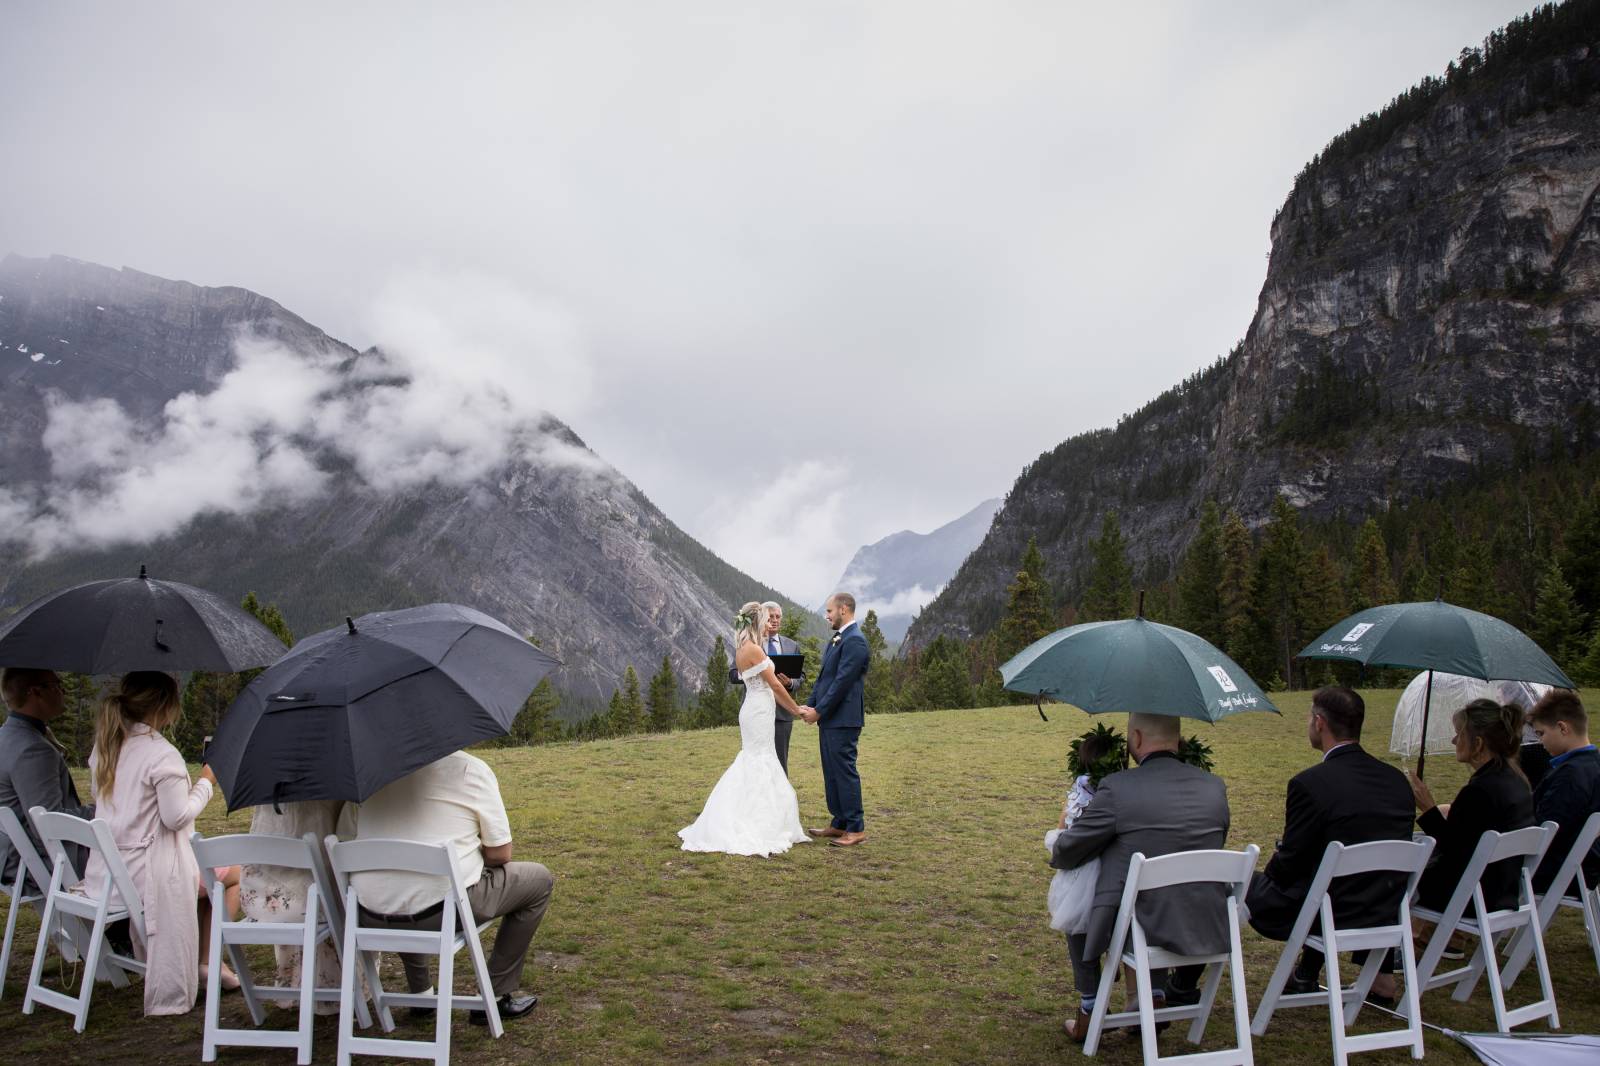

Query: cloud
699 460 854 607
858 583 944 620
2 274 611 559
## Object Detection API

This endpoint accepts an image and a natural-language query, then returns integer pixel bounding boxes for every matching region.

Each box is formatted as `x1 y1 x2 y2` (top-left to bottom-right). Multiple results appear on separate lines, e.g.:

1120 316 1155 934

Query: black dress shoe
471 992 539 1025
1284 973 1320 995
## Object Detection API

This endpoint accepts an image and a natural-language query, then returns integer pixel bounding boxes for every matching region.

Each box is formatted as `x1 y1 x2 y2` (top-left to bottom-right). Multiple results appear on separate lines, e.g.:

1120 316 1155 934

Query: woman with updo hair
84 671 236 1014
1410 698 1535 911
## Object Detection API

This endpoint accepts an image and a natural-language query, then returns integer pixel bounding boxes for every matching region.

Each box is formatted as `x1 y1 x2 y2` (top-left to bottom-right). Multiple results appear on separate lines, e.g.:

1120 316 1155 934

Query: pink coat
85 726 213 1016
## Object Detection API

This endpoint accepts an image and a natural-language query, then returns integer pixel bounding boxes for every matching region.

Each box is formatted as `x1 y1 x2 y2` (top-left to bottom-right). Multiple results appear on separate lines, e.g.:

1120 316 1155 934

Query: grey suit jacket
730 634 803 722
0 715 93 891
1050 751 1231 958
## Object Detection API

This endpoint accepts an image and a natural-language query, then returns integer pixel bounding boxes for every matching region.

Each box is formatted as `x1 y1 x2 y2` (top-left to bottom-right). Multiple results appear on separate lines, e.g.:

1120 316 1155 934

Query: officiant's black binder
769 653 805 678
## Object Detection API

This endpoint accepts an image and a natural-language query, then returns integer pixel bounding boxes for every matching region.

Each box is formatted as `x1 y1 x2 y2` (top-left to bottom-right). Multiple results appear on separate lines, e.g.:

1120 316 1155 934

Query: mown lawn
1 691 1595 1063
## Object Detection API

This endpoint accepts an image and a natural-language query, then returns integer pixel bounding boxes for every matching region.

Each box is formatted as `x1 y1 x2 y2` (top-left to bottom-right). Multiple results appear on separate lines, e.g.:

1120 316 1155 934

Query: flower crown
733 610 757 631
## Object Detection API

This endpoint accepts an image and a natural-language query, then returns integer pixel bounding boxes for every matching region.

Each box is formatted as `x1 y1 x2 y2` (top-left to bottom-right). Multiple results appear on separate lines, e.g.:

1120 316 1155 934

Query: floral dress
239 800 343 1010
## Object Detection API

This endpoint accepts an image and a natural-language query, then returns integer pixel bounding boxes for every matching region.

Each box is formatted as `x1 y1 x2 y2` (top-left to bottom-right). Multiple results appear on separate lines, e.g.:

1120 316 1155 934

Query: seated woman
240 800 345 1010
84 672 237 1014
1410 698 1535 913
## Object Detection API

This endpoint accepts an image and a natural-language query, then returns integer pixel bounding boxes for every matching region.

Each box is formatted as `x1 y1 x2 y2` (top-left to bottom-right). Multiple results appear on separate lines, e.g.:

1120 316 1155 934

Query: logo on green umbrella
1206 665 1238 692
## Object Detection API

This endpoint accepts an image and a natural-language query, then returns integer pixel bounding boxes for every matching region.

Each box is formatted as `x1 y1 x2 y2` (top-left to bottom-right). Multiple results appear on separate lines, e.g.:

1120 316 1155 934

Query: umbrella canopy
1300 599 1572 776
1000 615 1279 722
207 603 561 810
0 566 290 674
1298 599 1575 688
1390 672 1550 758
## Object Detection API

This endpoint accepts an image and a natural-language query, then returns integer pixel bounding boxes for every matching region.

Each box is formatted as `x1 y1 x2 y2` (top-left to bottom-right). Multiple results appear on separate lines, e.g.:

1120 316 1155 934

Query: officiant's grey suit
1050 750 1231 959
729 633 804 773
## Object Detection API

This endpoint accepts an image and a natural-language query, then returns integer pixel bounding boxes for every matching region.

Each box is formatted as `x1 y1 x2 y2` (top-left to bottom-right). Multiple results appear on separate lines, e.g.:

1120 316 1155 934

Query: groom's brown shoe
808 826 845 839
829 831 867 847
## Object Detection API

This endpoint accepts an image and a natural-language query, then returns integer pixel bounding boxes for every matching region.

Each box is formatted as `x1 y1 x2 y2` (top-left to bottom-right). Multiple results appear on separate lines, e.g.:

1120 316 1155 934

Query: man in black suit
728 601 805 773
1246 686 1414 1003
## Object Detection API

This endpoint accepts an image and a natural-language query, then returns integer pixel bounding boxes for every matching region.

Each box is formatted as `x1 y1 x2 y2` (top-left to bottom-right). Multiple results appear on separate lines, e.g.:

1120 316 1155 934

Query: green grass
1 691 1595 1063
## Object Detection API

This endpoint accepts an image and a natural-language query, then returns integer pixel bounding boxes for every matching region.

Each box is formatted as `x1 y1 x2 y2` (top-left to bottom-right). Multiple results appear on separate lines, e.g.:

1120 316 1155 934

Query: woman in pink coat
84 672 238 1015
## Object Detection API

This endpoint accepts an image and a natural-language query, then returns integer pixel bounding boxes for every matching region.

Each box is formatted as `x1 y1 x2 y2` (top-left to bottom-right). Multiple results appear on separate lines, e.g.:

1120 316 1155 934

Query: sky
0 1 1540 605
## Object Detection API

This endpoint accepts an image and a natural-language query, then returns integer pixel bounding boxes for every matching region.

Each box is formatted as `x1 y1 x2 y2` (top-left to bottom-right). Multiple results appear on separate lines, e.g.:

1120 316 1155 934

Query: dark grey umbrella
207 603 561 810
0 565 290 673
1297 597 1574 776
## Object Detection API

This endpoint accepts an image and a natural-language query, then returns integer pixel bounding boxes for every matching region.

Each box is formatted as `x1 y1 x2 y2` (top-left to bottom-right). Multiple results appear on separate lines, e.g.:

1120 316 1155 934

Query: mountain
0 254 808 704
906 3 1600 650
834 498 1000 643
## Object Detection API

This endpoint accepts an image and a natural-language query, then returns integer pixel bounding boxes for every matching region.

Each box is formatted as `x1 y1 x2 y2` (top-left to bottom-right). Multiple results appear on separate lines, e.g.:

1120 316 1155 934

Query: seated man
339 749 553 1023
1245 686 1413 1003
1050 712 1231 1042
1527 689 1600 895
0 669 94 890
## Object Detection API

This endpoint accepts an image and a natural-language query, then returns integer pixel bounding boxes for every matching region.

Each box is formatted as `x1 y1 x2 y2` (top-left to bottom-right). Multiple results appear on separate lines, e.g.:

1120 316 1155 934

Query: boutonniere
830 633 843 646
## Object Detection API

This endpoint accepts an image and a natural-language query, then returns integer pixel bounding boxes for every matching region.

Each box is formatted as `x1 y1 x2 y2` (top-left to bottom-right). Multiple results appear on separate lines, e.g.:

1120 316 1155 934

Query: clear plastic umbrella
1390 673 1550 758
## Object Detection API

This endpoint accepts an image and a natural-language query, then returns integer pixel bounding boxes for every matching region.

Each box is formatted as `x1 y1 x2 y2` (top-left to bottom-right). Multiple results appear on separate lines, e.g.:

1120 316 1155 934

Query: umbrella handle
272 780 287 815
1037 692 1049 722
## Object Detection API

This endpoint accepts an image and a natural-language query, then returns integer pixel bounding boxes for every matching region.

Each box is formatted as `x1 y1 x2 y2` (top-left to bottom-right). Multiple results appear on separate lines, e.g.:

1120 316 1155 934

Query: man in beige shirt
339 749 553 1023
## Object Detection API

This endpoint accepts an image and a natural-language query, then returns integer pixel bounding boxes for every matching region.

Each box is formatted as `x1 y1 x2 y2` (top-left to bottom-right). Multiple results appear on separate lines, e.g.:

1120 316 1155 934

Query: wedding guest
0 669 94 890
1050 713 1230 1042
85 672 237 1014
1045 729 1117 1021
727 601 805 772
1410 699 1534 913
1246 687 1412 1004
240 800 345 1010
1526 690 1600 893
338 749 553 1024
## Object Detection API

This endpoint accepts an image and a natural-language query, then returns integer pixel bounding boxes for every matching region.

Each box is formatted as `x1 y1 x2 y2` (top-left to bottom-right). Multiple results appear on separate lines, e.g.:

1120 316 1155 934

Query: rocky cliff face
0 255 801 704
907 39 1600 649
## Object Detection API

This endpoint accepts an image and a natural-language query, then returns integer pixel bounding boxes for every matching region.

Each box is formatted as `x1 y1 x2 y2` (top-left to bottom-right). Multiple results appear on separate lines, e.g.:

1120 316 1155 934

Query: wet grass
0 690 1595 1063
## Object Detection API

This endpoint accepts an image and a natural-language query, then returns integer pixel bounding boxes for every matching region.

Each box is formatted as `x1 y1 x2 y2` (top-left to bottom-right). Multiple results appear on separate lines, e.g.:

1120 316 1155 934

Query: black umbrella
207 603 561 810
0 565 290 673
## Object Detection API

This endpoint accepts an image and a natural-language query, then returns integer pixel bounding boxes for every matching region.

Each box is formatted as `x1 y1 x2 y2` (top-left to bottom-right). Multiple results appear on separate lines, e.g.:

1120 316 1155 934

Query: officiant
729 600 805 773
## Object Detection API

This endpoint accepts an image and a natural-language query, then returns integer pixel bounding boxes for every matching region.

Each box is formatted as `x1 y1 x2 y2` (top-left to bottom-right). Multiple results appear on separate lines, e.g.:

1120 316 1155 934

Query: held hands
798 705 819 724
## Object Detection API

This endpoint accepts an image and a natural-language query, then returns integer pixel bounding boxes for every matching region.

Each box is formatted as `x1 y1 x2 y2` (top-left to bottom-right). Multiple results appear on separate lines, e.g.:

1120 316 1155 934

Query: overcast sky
0 1 1538 605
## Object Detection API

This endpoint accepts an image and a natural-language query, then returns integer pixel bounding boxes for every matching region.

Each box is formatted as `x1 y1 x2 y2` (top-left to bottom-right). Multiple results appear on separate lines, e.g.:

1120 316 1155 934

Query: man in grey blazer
1050 712 1231 1041
0 669 94 891
728 601 805 773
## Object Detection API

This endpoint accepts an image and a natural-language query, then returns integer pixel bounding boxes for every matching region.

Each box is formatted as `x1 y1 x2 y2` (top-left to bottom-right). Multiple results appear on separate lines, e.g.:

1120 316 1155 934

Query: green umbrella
1000 607 1280 722
1297 597 1575 776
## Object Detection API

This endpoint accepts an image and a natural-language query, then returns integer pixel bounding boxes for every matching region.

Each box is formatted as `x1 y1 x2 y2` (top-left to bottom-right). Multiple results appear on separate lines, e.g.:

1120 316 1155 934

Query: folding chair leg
1226 933 1255 1066
1250 937 1299 1036
297 909 318 1066
0 891 21 1000
336 909 359 1066
1132 935 1161 1066
1082 944 1121 1056
229 940 266 1026
1189 960 1223 1044
1585 890 1600 977
1325 953 1350 1066
434 924 455 1066
1526 916 1560 1031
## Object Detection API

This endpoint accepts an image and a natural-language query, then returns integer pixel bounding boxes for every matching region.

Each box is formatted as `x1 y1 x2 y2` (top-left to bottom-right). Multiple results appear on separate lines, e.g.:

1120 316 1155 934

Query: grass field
1 691 1596 1064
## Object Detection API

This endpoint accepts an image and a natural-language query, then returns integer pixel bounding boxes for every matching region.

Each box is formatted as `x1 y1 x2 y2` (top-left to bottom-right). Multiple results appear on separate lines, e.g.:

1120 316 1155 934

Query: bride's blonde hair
733 601 768 649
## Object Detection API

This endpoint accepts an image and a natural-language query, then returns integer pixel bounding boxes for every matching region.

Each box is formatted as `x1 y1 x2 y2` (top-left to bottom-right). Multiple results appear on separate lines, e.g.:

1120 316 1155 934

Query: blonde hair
93 672 182 798
734 601 769 650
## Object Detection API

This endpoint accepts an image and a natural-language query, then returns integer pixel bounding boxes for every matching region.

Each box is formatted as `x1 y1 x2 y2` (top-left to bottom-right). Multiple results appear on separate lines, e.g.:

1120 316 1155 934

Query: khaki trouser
374 861 555 997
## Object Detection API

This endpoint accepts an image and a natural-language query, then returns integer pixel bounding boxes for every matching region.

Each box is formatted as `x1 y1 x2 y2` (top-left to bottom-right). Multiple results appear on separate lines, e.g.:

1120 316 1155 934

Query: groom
800 592 869 847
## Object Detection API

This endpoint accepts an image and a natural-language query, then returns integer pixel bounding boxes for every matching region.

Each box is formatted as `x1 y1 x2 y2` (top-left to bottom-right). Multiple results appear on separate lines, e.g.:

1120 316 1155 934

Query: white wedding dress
678 656 810 857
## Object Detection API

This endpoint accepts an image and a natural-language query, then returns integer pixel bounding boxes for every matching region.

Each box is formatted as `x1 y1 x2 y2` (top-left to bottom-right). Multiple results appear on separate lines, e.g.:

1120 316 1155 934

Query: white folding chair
327 836 504 1065
0 805 86 999
192 832 374 1064
1082 845 1259 1066
1249 838 1434 1063
21 807 145 1032
1410 821 1559 1033
1499 811 1600 988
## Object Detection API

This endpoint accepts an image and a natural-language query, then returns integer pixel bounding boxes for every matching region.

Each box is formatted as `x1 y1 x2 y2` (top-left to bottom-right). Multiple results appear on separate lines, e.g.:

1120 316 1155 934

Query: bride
679 601 810 857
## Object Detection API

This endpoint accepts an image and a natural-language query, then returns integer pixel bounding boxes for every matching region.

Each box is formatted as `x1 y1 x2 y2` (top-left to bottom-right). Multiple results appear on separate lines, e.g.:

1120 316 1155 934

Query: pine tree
55 672 102 767
1573 625 1600 688
646 655 678 731
616 667 645 735
1450 536 1500 617
910 636 973 710
860 611 894 715
1176 501 1224 645
1082 513 1134 621
1298 545 1347 650
698 636 737 727
507 679 562 745
1531 559 1587 671
1349 518 1399 612
1249 497 1307 686
176 591 295 759
1560 492 1600 618
596 690 623 738
1218 510 1255 666
997 567 1052 660
1018 537 1055 615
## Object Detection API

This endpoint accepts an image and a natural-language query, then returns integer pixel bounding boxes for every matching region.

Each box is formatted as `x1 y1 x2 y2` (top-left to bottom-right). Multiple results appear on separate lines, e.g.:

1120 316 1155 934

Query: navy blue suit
811 622 869 832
